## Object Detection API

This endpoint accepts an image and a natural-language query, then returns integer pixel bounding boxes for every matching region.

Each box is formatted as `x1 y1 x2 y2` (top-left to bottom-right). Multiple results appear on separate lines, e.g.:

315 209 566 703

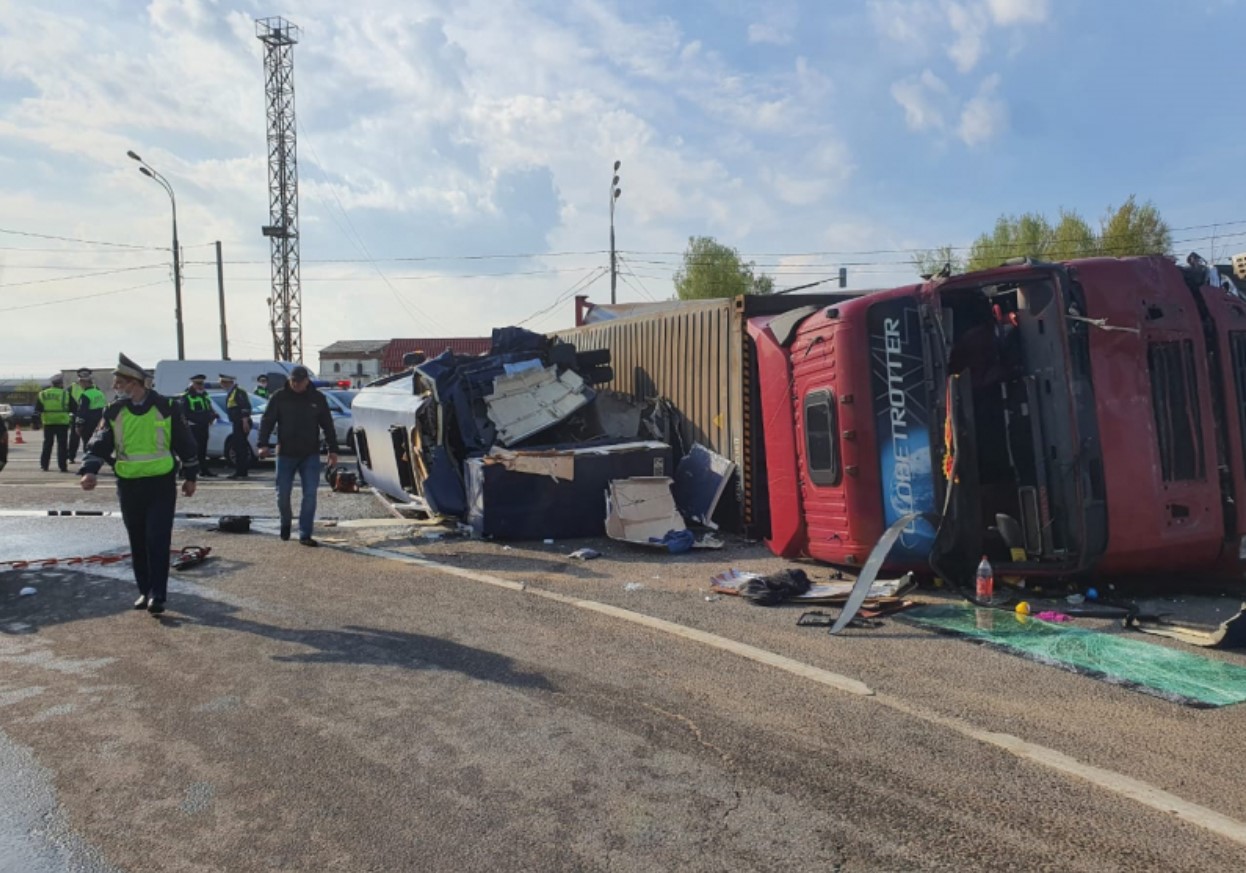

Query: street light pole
127 150 186 360
609 160 621 305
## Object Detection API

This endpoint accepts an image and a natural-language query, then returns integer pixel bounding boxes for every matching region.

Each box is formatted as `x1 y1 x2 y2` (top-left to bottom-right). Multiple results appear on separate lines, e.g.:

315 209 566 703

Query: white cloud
891 69 951 131
957 73 1008 144
748 23 791 45
945 2 990 72
868 0 945 54
986 0 1049 26
871 0 1049 73
0 0 874 372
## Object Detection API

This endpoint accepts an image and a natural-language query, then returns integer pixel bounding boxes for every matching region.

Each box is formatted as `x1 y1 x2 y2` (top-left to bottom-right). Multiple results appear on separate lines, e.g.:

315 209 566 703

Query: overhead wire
296 120 444 331
515 267 608 328
615 254 660 302
0 227 167 251
0 263 168 288
0 279 169 313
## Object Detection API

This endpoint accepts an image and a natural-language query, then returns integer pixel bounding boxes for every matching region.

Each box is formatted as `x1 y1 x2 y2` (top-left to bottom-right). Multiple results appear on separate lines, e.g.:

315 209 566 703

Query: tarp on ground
900 603 1246 708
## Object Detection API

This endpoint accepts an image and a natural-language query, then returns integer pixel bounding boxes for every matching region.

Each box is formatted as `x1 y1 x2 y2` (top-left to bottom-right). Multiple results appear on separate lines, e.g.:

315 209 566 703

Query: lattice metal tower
256 16 302 363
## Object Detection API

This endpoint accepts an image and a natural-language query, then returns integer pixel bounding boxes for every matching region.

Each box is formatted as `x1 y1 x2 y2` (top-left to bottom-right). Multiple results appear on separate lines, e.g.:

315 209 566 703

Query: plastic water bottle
975 556 994 601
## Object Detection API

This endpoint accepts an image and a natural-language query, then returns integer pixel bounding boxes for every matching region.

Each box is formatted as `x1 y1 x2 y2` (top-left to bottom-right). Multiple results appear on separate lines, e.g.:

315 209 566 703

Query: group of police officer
178 372 268 479
34 368 270 480
32 367 108 472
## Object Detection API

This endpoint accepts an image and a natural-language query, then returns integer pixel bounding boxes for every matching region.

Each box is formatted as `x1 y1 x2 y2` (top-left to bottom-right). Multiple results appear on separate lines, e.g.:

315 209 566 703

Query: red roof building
381 337 492 374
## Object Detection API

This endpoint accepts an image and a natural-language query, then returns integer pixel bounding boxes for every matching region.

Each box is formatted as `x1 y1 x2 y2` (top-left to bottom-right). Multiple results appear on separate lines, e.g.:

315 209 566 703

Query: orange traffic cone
13 426 24 445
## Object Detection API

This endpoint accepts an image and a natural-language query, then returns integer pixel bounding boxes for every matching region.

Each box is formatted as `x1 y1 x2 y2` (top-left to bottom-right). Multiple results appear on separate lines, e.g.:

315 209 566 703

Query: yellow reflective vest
38 387 72 426
112 404 175 479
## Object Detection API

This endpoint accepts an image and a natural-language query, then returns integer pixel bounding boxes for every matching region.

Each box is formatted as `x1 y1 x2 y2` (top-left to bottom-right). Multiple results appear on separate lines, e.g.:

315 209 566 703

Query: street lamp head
614 187 622 200
138 166 154 178
612 175 619 187
613 159 621 171
127 150 143 162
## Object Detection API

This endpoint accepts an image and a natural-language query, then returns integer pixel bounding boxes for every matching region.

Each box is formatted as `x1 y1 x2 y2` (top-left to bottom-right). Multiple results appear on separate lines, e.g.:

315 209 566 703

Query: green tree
1049 209 1098 261
960 197 1170 273
912 244 965 278
673 236 773 300
1098 195 1172 257
966 212 1054 272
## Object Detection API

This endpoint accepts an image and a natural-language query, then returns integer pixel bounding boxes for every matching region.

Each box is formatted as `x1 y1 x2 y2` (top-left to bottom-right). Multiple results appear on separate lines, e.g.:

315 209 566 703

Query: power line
182 265 611 282
0 227 167 251
516 267 608 328
0 263 168 288
616 254 659 302
297 120 444 332
0 279 168 313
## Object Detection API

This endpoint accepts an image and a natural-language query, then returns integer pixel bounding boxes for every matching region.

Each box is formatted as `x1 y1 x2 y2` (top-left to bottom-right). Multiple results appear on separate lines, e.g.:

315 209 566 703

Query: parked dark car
9 404 36 427
0 412 8 472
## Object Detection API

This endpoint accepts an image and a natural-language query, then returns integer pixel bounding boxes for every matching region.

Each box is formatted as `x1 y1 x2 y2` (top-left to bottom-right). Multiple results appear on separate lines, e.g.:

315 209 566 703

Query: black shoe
201 470 218 478
226 473 248 480
134 595 150 610
147 599 165 615
280 523 291 541
299 537 319 547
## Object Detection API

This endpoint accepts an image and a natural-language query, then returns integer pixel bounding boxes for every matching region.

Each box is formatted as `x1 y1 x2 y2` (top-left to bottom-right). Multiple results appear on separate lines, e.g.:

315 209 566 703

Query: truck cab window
804 389 840 486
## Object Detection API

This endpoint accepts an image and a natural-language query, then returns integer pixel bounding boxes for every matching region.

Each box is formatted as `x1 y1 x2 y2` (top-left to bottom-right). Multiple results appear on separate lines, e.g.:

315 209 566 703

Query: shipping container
555 293 857 535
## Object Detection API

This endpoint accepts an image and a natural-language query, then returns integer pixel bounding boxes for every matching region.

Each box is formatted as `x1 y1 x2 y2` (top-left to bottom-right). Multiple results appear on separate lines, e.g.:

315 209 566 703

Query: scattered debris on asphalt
1127 602 1246 649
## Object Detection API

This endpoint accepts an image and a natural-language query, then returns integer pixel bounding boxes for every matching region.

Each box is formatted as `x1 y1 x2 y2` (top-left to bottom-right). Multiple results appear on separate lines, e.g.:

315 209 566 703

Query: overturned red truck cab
751 255 1246 582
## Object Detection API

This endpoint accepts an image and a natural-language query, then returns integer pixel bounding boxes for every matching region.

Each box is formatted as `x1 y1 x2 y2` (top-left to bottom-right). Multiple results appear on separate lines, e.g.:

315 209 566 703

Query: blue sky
1 0 1243 375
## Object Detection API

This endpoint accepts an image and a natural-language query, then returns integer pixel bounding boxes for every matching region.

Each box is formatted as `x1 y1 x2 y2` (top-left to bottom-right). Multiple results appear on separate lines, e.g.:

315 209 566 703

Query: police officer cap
76 367 92 378
190 374 206 382
114 353 146 382
219 373 236 383
50 373 64 384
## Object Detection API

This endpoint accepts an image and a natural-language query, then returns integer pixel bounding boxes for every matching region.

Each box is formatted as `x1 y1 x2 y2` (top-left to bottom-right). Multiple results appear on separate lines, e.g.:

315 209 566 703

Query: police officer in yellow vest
219 374 253 479
80 353 199 615
68 367 107 463
34 373 74 472
179 374 219 477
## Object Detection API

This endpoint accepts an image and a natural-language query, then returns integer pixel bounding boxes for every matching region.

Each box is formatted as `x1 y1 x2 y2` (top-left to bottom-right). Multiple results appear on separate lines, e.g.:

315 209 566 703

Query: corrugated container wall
556 293 853 535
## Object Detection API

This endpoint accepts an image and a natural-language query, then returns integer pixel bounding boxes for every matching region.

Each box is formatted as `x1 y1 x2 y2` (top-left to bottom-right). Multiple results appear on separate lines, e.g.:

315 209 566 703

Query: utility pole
609 160 621 305
215 241 230 360
256 16 303 363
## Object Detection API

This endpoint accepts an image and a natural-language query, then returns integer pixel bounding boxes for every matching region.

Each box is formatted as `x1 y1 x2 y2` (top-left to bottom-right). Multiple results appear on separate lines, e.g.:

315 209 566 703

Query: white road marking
342 542 1246 849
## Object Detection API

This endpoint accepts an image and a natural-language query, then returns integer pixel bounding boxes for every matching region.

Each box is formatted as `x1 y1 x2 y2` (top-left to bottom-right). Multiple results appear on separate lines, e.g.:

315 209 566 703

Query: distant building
318 340 389 387
381 338 491 375
319 338 493 386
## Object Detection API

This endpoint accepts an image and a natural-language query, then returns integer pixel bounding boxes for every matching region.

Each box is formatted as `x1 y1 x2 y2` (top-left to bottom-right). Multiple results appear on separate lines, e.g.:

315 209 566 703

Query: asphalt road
2 444 1246 871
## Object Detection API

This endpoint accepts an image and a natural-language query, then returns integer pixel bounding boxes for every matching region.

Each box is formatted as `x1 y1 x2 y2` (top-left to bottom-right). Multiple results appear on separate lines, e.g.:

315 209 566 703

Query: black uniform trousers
40 424 69 471
71 414 102 463
117 471 177 602
230 418 250 476
189 421 212 474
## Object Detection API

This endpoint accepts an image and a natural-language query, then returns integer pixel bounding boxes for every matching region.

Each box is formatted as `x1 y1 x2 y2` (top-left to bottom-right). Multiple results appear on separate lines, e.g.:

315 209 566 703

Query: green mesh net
899 604 1246 708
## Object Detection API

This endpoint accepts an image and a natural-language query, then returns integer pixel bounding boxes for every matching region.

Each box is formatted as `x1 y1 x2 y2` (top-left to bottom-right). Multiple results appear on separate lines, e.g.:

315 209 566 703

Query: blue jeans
275 454 321 539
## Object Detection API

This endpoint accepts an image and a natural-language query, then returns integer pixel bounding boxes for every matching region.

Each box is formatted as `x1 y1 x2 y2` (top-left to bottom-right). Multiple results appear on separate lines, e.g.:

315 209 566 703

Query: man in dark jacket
257 365 338 545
